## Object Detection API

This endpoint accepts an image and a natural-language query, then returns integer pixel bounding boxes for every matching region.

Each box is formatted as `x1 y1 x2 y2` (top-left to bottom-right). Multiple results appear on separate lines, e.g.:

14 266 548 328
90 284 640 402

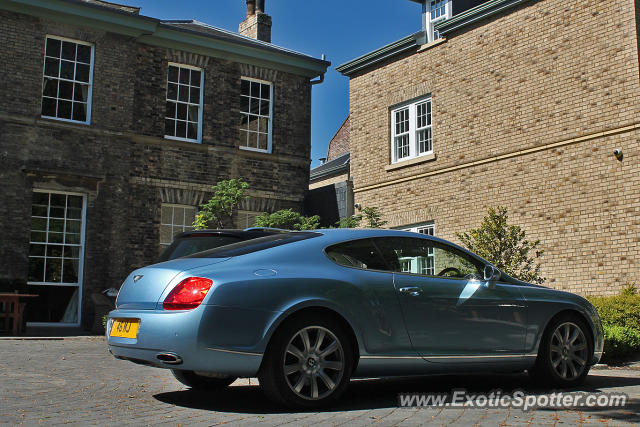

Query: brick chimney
239 0 272 43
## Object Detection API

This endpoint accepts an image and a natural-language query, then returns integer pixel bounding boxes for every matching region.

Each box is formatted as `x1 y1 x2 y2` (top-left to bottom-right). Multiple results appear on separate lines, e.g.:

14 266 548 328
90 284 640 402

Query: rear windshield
187 232 320 258
159 236 243 262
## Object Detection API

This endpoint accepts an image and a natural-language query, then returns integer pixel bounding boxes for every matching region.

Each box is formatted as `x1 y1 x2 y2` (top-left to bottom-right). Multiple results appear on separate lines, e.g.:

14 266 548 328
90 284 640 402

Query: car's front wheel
259 314 353 408
530 314 592 387
172 370 236 390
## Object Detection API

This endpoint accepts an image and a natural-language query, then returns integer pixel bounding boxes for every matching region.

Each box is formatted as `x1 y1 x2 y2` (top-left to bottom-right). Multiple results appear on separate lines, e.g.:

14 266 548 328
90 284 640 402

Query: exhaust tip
156 352 183 365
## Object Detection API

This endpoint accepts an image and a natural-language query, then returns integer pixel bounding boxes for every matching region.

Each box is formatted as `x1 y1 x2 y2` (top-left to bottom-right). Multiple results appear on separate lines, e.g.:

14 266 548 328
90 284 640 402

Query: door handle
398 286 422 297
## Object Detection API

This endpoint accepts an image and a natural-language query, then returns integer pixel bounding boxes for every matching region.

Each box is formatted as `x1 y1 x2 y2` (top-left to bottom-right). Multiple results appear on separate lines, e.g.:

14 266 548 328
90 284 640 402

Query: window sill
417 37 446 52
41 115 90 126
164 135 202 144
385 153 436 171
239 146 272 154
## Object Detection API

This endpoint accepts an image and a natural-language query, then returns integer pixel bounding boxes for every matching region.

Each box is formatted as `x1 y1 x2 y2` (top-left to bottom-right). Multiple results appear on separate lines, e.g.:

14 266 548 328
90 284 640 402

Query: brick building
0 0 328 329
337 0 640 295
306 117 352 227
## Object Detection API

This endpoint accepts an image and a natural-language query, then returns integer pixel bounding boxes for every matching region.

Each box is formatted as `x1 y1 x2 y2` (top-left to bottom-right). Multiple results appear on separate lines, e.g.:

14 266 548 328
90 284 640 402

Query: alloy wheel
283 326 345 400
549 321 588 380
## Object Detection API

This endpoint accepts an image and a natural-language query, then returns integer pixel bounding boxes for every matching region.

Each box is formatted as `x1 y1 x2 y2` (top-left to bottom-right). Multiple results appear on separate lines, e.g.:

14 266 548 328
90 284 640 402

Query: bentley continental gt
107 229 604 408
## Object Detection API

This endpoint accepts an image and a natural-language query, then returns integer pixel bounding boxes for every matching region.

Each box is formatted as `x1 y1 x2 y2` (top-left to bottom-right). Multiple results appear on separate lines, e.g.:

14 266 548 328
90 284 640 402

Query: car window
373 237 483 279
160 236 243 261
325 239 389 271
188 232 320 258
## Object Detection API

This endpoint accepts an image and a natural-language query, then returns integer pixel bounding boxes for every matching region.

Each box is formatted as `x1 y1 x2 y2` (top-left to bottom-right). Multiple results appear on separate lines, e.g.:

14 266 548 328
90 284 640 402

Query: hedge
587 285 640 362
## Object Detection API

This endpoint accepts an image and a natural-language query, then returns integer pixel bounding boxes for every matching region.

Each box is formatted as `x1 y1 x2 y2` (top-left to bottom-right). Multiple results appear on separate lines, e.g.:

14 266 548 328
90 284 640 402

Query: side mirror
484 265 501 289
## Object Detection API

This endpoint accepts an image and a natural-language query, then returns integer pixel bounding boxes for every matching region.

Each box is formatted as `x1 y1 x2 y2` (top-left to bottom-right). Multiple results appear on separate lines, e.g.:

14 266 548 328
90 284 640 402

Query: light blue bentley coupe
107 229 603 408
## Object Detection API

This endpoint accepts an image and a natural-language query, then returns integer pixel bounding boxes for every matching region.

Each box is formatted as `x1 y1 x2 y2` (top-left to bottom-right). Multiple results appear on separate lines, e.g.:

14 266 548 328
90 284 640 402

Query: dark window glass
61 41 76 60
58 81 73 100
75 63 90 83
160 236 243 261
325 239 389 271
42 79 58 98
57 100 72 119
60 60 74 79
165 119 175 136
77 44 91 63
190 70 201 87
189 232 320 258
45 38 61 57
72 102 87 122
373 237 483 279
44 58 59 77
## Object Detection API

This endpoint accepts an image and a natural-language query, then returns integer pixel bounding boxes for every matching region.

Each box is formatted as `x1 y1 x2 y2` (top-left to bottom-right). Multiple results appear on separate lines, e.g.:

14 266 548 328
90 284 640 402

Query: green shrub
602 325 640 360
254 209 320 230
587 285 640 331
587 285 640 361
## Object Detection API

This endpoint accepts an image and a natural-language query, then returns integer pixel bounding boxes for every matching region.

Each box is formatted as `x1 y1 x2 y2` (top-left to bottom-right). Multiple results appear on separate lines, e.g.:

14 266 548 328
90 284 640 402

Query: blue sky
125 0 422 167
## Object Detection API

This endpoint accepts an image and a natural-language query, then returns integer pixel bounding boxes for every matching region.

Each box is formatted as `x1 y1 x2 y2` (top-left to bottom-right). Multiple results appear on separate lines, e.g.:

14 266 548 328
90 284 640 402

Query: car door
373 237 527 361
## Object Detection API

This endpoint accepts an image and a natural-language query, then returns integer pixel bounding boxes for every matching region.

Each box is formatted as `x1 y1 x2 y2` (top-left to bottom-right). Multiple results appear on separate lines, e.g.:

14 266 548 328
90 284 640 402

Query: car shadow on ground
154 372 640 421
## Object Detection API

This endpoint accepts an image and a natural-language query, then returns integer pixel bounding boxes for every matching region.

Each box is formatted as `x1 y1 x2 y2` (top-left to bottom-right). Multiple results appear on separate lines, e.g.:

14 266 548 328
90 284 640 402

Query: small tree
254 209 320 230
456 206 545 284
360 206 388 228
336 206 387 228
194 179 249 229
336 214 362 228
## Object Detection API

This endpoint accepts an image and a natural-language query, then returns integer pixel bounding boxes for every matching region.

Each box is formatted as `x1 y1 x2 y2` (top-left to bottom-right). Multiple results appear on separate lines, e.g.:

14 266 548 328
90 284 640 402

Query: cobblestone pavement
0 338 638 426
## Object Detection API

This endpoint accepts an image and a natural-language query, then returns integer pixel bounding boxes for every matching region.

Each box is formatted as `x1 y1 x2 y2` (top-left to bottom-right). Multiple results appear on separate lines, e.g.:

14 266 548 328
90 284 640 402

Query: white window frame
41 35 95 125
164 63 204 143
239 77 274 154
423 0 452 43
160 204 197 248
28 189 87 327
390 96 433 164
400 223 435 275
237 210 261 228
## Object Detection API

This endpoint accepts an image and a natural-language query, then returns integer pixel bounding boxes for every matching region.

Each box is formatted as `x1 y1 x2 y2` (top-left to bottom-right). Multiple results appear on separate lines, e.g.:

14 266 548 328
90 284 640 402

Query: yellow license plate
110 319 140 339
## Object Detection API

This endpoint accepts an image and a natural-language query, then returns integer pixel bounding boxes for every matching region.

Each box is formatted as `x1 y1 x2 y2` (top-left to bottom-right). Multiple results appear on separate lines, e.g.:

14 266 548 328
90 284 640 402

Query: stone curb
0 335 105 341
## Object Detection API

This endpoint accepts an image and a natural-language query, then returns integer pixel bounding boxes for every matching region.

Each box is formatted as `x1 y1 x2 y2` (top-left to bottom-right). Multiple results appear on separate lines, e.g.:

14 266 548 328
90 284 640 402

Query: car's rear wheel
530 314 592 387
259 314 353 408
171 370 236 390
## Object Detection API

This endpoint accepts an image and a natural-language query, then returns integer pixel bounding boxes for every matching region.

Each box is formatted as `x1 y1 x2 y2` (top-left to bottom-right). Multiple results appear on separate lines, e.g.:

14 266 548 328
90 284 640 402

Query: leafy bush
254 209 320 230
194 179 249 229
588 285 640 361
602 325 640 359
335 206 388 229
456 206 545 284
587 285 640 331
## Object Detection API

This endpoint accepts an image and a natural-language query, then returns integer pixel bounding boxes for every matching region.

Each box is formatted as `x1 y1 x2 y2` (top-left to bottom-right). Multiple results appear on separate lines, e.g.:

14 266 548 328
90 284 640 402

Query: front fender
520 286 604 365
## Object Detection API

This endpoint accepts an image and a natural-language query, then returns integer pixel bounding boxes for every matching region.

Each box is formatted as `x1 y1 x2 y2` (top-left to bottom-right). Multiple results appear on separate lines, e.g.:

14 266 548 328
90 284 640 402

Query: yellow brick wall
348 0 640 296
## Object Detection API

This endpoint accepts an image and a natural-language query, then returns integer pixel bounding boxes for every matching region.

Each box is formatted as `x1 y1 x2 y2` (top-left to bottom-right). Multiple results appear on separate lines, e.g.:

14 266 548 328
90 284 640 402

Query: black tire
529 314 592 387
258 313 354 408
171 370 236 390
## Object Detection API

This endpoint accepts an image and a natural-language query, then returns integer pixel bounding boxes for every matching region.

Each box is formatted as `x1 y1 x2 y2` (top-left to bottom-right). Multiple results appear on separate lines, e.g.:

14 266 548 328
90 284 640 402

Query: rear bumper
106 305 273 377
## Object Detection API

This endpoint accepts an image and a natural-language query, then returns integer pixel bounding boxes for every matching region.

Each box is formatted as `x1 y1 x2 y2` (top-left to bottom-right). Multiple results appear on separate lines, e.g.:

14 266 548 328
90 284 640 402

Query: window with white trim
27 191 86 324
391 97 433 163
240 78 273 152
237 210 260 228
165 64 203 142
425 0 452 42
41 36 94 123
402 223 435 274
160 204 197 248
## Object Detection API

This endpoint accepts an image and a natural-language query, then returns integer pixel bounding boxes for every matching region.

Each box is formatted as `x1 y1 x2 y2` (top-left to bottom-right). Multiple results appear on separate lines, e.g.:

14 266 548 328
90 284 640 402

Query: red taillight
163 277 213 310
